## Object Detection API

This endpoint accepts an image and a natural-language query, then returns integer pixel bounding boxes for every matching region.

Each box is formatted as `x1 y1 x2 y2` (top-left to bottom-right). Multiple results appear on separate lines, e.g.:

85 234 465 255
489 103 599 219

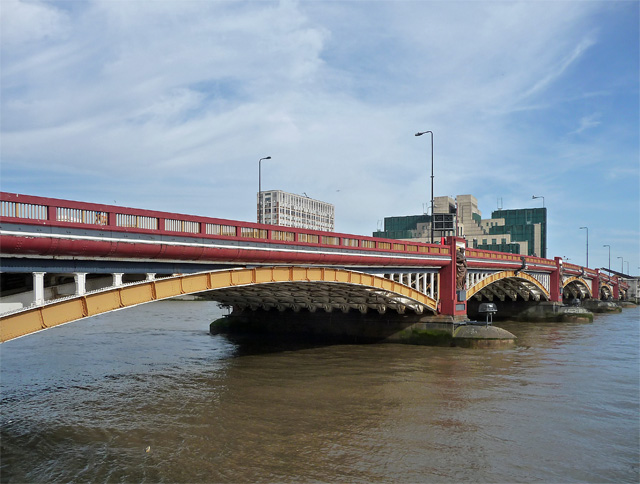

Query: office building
373 194 546 257
258 190 335 232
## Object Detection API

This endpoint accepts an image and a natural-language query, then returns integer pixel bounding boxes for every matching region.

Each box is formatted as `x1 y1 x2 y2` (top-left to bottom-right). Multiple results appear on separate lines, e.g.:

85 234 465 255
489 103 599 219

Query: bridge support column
113 273 124 287
74 272 87 296
439 237 467 319
593 269 600 300
33 272 45 305
550 257 563 303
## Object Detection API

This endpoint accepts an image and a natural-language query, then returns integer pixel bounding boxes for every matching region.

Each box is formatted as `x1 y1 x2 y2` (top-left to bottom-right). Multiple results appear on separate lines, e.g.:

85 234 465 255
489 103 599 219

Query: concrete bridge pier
467 299 593 323
581 299 623 313
210 307 517 348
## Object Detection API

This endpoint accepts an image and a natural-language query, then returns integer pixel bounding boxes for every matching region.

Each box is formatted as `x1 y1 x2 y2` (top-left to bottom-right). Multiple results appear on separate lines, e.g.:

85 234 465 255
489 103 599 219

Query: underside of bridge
212 281 428 315
467 271 549 303
562 277 593 300
0 267 437 343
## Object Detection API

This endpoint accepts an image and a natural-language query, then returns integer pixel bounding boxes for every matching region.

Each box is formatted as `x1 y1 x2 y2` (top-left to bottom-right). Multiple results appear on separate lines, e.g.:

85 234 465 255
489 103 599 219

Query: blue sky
1 0 638 274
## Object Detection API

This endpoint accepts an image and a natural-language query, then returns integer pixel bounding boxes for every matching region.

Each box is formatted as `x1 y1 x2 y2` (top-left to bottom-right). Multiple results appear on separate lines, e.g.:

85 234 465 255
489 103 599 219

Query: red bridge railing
1 191 607 279
1 192 452 257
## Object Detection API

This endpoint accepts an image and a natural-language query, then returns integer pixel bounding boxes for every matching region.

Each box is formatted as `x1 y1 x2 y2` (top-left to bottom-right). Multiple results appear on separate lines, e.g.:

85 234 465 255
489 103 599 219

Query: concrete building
258 190 335 231
373 194 547 257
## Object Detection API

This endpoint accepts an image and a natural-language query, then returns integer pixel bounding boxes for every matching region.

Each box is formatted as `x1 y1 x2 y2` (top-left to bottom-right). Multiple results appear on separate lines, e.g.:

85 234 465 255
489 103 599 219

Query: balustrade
1 200 47 220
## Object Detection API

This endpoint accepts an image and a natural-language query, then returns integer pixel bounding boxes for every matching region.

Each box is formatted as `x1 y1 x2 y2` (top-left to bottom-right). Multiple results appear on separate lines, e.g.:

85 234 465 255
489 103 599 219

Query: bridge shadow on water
216 332 373 357
209 307 426 357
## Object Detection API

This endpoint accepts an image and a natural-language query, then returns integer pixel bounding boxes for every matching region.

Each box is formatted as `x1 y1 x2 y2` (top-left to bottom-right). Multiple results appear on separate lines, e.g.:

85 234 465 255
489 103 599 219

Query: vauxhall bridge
0 192 625 343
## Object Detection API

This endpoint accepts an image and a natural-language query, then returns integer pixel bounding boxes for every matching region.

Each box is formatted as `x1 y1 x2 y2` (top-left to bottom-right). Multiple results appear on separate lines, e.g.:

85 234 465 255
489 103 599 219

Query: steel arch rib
0 267 437 343
562 276 593 298
466 270 550 300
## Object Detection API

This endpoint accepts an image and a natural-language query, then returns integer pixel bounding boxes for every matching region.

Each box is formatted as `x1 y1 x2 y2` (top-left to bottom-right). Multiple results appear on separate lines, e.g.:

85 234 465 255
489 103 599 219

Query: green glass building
483 208 547 258
373 197 547 258
373 214 431 240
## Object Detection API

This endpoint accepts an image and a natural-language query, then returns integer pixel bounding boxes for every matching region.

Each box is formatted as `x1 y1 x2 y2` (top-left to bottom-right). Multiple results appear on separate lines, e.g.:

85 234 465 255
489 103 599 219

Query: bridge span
0 192 627 342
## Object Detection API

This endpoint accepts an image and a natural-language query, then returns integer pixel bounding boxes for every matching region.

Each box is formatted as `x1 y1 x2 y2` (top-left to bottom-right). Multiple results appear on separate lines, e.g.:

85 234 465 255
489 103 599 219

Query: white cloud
569 113 602 135
0 0 70 46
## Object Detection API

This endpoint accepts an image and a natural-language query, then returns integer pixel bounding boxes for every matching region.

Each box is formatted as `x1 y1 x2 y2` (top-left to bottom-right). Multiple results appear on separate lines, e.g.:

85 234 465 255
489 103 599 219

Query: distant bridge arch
0 267 437 343
599 283 613 300
467 270 550 302
562 276 593 299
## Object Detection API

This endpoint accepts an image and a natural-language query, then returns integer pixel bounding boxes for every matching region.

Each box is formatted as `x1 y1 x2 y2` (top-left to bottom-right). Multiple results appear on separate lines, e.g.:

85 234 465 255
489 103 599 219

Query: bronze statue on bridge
456 248 467 290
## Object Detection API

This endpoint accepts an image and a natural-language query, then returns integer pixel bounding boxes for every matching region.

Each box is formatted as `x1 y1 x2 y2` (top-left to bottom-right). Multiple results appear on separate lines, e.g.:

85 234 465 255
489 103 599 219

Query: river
1 301 638 483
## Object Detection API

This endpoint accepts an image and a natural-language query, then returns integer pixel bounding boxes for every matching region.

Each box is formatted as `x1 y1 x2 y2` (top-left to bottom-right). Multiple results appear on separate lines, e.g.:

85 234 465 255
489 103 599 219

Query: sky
1 0 638 274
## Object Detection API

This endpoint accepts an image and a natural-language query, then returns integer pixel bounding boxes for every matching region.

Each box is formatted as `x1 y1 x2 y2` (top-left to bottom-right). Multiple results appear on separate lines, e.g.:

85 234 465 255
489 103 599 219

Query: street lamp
258 156 271 224
603 244 611 274
532 195 546 257
579 226 589 267
415 130 434 243
617 256 624 274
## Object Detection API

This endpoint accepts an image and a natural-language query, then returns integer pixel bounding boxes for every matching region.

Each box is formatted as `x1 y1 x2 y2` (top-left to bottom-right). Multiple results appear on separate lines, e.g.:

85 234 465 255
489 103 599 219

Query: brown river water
1 301 638 483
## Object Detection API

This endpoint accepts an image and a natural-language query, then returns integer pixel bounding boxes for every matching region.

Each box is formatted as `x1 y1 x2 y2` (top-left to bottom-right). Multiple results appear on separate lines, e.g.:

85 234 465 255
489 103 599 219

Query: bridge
0 192 627 343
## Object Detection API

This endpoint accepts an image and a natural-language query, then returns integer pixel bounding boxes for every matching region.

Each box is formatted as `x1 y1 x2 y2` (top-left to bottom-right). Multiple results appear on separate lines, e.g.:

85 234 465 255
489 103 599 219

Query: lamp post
532 195 545 207
415 130 434 244
579 226 589 267
532 195 546 257
258 156 271 224
617 256 624 274
603 244 611 274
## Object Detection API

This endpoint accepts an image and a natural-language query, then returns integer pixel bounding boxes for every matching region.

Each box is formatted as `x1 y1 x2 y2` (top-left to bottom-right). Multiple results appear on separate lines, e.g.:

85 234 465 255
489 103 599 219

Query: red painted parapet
466 247 556 270
0 192 450 262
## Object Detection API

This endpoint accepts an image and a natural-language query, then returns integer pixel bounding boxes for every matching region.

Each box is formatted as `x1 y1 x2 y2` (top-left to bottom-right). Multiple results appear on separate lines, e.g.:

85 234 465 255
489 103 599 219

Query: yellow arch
467 270 550 300
0 267 437 343
562 276 593 298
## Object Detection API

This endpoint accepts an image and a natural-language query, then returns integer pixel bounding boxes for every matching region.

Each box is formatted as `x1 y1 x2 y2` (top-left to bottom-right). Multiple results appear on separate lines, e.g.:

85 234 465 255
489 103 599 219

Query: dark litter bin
478 302 497 326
